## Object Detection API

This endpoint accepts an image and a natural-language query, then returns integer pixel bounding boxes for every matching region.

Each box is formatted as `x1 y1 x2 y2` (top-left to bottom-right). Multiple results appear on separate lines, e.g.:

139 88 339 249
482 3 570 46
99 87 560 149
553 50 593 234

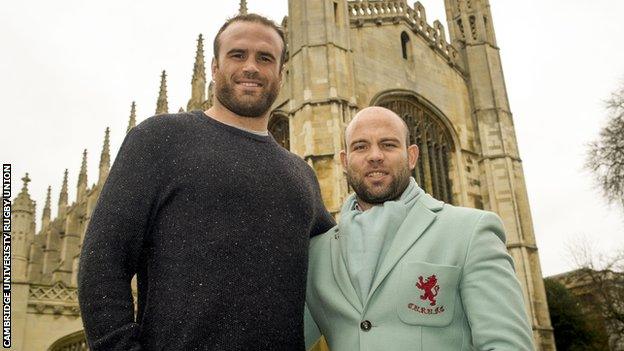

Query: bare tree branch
586 81 624 211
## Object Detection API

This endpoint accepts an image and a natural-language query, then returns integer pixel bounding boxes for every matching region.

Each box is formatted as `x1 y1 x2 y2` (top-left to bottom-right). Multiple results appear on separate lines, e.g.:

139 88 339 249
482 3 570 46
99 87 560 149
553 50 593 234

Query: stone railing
347 0 462 70
28 282 80 316
349 0 408 20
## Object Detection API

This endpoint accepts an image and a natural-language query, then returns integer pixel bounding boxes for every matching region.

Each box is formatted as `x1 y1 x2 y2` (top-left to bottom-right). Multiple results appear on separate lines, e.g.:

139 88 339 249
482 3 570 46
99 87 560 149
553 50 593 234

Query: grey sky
2 0 623 276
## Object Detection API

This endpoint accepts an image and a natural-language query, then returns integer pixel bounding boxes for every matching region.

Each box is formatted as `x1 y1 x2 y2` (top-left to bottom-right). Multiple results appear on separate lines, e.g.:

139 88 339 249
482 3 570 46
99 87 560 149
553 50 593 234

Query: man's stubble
346 160 412 205
214 70 279 118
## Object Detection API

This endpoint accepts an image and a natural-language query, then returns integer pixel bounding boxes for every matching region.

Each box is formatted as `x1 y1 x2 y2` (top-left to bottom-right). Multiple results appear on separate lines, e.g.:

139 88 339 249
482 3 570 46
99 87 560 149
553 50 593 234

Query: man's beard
346 163 412 205
214 72 279 118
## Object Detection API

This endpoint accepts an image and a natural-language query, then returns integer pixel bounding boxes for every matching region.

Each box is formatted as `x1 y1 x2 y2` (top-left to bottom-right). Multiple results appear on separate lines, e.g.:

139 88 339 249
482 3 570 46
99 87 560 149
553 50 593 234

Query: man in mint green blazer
305 107 535 351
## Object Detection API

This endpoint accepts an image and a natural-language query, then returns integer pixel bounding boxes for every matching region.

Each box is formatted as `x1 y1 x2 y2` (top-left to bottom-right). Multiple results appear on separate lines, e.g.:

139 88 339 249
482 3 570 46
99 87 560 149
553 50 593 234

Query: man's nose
242 58 260 74
366 146 384 163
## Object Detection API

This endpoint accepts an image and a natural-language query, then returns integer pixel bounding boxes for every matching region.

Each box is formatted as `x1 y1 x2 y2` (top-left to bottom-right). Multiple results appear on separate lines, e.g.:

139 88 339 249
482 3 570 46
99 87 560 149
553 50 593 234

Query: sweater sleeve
78 122 166 351
460 212 535 350
306 166 336 238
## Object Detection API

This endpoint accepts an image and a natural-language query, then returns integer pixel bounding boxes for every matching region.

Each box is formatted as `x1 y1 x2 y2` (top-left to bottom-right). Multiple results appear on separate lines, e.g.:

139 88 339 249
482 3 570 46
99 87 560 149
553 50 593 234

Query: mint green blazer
305 193 535 351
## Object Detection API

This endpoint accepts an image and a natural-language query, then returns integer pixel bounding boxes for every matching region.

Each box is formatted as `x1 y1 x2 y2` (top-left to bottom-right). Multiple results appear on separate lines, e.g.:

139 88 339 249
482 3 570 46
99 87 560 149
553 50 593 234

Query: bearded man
304 106 534 351
78 14 334 351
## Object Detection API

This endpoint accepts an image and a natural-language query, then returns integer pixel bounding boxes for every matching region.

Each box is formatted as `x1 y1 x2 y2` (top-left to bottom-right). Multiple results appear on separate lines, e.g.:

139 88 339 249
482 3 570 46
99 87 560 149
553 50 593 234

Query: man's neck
205 101 269 132
356 198 374 211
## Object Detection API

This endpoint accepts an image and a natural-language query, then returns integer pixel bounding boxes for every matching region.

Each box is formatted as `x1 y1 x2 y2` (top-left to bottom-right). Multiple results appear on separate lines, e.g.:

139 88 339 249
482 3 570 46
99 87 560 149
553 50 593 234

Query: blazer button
360 320 372 331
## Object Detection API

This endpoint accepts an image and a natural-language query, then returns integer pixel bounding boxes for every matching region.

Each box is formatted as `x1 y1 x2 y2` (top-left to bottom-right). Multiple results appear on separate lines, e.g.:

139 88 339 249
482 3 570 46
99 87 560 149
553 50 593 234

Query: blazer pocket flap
396 261 460 327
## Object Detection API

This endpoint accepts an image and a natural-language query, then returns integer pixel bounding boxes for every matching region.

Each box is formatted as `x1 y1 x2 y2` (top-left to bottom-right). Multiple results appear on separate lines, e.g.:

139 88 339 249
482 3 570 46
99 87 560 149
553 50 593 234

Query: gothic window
268 114 290 150
400 31 411 60
378 99 454 203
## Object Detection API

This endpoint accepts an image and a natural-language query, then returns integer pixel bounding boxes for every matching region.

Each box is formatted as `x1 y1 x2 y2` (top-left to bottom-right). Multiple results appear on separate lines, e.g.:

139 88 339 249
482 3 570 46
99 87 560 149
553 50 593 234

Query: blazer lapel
330 230 364 313
364 199 438 307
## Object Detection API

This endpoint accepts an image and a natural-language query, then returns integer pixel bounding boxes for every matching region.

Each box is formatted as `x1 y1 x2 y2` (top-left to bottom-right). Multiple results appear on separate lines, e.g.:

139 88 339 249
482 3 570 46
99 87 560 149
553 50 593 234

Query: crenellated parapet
347 0 463 71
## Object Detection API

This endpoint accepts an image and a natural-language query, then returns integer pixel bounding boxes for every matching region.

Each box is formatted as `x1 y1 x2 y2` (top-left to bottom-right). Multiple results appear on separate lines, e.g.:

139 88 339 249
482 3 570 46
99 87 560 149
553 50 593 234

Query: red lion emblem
416 275 440 306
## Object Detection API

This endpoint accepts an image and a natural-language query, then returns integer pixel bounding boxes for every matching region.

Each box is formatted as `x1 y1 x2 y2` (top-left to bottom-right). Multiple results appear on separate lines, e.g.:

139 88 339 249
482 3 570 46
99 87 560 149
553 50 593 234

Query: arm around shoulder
460 211 535 350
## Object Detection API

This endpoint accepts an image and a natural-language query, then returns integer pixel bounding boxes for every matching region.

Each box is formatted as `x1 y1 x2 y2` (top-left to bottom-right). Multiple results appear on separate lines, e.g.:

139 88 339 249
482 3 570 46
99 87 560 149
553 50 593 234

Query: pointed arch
268 111 290 150
48 329 87 351
370 90 459 204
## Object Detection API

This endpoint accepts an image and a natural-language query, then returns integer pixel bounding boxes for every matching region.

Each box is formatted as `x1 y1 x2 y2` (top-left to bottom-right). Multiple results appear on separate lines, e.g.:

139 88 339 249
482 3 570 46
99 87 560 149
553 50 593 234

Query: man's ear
407 144 419 171
211 57 217 78
339 150 348 173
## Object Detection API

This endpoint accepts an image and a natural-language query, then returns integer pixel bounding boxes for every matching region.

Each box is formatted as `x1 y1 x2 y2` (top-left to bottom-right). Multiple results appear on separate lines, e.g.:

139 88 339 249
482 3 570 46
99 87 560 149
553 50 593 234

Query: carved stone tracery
377 98 454 204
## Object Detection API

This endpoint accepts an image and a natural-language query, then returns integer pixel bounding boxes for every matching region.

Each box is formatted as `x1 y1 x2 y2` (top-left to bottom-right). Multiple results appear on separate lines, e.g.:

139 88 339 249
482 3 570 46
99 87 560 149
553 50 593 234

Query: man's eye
383 143 397 148
353 145 366 151
260 56 272 62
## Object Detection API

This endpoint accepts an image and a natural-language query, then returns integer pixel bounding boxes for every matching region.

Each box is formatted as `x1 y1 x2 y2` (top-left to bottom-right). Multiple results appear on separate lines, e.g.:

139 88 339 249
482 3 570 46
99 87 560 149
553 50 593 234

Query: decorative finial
156 70 169 114
21 173 31 193
100 128 110 162
239 0 248 15
44 186 51 208
61 169 68 193
193 34 205 80
77 149 88 201
57 169 69 216
78 149 88 185
127 101 137 133
98 128 111 184
14 172 34 210
81 149 87 172
42 185 52 227
188 34 207 111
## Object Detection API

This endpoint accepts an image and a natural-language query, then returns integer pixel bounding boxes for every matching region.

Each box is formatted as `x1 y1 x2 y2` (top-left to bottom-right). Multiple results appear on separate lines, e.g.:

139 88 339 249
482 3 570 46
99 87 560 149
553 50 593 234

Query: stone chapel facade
10 0 556 349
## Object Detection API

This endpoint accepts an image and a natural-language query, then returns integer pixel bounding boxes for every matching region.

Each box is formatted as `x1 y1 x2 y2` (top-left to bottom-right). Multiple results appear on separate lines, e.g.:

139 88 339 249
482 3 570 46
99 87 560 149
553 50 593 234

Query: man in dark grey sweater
78 14 334 350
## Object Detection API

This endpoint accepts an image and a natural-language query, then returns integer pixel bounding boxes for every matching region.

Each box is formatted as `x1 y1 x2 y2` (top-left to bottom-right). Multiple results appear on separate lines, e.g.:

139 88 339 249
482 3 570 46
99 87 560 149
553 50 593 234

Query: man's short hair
344 109 412 148
213 13 287 67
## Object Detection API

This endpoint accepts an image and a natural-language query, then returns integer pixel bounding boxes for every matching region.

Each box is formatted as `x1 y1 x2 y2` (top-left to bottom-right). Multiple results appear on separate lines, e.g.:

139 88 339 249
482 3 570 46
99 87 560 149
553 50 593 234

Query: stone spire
206 80 215 109
187 34 207 111
156 70 169 114
127 101 137 133
41 185 51 230
58 169 68 217
77 149 88 202
98 128 110 185
239 0 248 15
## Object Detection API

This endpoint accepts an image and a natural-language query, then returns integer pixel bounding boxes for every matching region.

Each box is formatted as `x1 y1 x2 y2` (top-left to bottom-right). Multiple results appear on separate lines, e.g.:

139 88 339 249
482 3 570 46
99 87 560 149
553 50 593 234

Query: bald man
304 107 535 351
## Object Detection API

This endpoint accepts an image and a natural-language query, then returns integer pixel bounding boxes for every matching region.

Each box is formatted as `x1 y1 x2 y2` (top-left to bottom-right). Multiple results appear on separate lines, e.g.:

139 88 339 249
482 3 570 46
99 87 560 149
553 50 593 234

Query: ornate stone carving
346 0 462 70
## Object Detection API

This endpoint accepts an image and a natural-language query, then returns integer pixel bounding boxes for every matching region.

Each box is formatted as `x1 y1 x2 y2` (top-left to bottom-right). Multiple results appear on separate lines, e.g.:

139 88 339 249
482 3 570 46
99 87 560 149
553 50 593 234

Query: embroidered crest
416 274 439 306
406 273 446 315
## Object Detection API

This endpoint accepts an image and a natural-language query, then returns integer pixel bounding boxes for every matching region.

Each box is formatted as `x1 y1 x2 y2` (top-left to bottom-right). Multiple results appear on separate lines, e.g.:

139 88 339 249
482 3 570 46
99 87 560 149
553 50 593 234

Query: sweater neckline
192 110 274 143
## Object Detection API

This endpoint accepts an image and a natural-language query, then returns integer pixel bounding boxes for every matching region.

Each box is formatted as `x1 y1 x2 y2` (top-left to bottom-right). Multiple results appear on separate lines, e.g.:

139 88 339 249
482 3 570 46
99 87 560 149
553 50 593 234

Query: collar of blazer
330 192 445 313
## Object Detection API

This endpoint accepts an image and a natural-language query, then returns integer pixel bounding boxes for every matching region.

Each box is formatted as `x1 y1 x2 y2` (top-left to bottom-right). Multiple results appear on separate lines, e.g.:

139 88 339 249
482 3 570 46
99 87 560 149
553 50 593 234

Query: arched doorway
375 94 456 204
48 330 88 351
268 112 290 150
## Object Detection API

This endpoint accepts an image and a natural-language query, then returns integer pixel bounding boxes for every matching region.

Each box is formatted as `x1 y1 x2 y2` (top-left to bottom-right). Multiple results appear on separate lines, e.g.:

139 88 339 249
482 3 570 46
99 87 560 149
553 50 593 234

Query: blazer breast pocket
396 261 460 327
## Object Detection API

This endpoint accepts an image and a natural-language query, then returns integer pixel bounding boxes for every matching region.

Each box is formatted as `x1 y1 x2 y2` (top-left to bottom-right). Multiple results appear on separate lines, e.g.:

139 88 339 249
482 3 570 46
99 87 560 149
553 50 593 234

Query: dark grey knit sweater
78 111 335 351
